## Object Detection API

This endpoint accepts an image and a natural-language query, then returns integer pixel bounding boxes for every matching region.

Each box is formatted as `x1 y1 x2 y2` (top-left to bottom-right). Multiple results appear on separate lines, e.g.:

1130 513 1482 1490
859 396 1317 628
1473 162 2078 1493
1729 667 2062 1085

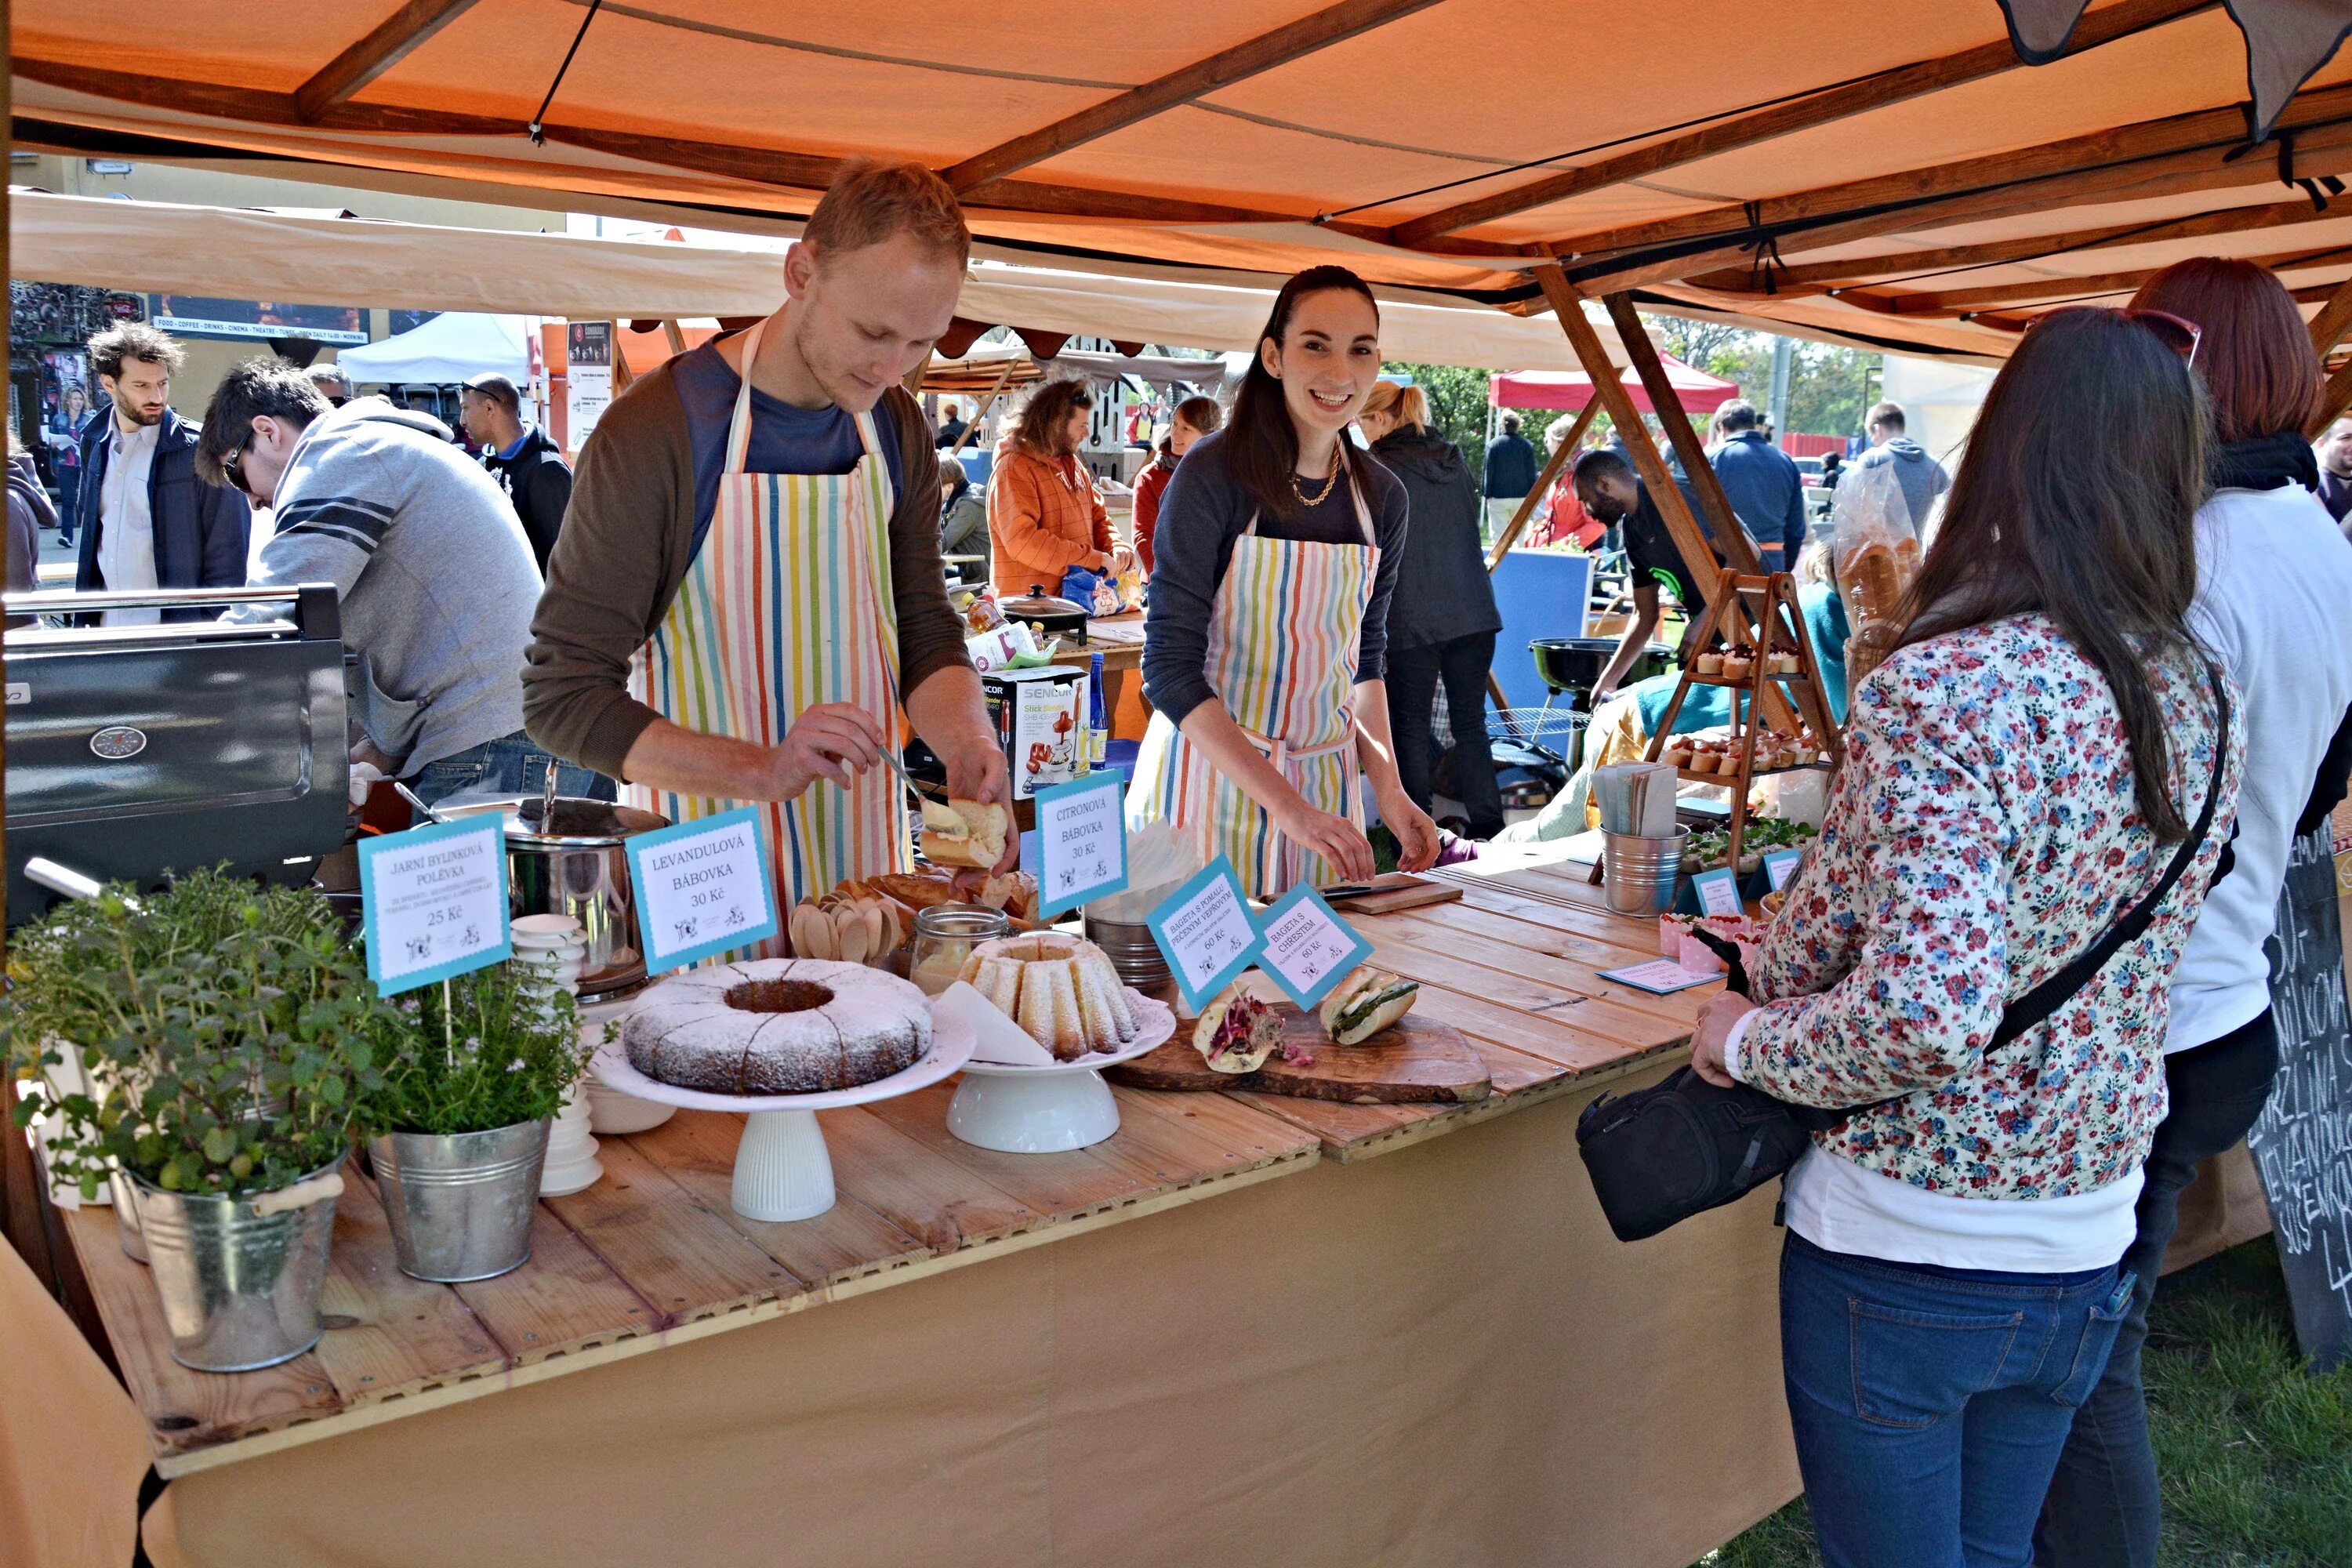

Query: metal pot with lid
432 796 670 997
996 587 1090 644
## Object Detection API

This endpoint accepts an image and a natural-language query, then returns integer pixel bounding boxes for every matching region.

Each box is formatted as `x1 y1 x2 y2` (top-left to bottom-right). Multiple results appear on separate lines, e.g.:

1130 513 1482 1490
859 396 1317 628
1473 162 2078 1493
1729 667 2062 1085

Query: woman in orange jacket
988 378 1127 594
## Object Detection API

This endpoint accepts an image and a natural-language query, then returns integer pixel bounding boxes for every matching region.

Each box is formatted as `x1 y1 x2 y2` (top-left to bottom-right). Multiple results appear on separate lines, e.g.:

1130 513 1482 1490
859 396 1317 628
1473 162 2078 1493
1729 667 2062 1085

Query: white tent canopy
334 311 529 384
9 191 1635 372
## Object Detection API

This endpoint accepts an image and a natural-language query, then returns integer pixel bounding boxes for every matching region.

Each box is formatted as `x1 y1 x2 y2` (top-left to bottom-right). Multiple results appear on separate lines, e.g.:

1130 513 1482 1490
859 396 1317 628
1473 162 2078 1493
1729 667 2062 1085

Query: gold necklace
1290 466 1340 506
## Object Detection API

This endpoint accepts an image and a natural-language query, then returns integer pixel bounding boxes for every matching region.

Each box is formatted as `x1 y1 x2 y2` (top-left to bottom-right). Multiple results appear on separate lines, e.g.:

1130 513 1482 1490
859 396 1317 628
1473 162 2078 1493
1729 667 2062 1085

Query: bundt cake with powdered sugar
622 959 931 1094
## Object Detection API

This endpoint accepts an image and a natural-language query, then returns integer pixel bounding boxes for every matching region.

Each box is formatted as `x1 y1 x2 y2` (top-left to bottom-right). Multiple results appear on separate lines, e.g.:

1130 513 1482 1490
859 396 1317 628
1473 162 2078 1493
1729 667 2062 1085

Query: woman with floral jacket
1689 308 2245 1568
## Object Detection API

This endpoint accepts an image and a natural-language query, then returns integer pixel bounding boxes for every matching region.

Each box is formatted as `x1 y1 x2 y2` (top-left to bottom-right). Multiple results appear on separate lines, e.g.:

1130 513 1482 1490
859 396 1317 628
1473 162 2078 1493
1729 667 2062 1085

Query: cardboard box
983 666 1091 800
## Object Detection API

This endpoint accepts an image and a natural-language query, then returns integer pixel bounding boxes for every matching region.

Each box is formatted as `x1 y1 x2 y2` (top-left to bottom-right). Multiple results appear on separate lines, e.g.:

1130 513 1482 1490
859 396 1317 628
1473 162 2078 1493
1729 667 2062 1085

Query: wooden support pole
1485 400 1598 571
2310 273 2352 361
1595 289 1764 577
2307 358 2352 439
661 318 688 356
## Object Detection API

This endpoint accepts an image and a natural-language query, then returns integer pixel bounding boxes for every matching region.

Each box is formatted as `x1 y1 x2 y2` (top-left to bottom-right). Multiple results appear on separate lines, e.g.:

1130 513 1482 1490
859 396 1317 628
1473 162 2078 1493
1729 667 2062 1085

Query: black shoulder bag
1576 673 2230 1243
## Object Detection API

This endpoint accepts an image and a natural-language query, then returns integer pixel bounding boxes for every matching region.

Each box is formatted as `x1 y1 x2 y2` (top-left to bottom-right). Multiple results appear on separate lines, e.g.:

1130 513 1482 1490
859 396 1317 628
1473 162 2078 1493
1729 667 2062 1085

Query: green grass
1697 1237 2352 1568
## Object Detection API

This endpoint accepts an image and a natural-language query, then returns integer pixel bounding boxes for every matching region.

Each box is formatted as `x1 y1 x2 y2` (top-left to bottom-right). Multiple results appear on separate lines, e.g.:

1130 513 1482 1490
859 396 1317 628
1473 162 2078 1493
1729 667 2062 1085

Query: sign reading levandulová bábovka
625 808 781 974
2249 824 2352 1374
358 816 513 995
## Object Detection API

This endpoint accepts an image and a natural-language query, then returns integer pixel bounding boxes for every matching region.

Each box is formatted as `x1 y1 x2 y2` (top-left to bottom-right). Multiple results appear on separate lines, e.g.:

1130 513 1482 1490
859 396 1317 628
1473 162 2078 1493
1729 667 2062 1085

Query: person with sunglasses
197 355 604 808
2034 262 2352 1568
1686 307 2244 1568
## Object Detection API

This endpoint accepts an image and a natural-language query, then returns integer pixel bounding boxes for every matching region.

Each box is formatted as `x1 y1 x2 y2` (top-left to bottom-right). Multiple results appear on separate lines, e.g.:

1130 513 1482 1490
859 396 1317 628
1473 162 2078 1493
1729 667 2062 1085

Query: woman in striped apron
1129 267 1441 899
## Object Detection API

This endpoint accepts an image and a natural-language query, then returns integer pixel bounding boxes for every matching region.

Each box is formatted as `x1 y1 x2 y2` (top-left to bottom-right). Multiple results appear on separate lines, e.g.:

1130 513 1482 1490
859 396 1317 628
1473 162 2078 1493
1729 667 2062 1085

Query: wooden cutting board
1107 1005 1490 1104
1328 873 1464 915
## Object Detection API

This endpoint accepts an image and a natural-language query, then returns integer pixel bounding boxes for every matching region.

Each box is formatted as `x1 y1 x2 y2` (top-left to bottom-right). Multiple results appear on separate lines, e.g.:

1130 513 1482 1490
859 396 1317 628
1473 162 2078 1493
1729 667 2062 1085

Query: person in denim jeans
1689 310 2244 1568
408 731 616 809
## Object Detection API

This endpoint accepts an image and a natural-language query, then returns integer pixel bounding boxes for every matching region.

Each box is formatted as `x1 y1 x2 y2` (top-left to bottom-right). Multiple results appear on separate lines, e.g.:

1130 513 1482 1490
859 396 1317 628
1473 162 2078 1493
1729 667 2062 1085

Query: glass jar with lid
909 904 1010 996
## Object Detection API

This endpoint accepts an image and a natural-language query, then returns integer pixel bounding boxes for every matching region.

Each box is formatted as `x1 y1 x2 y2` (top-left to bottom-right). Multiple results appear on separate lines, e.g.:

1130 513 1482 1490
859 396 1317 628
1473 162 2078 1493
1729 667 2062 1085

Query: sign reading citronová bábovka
2248 823 2352 1373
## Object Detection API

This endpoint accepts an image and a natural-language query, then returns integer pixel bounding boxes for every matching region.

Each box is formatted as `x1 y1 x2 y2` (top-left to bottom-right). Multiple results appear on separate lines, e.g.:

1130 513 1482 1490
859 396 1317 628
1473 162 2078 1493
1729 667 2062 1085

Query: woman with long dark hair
1356 380 1504 839
1687 309 2245 1567
2034 260 2352 1568
1132 266 1439 893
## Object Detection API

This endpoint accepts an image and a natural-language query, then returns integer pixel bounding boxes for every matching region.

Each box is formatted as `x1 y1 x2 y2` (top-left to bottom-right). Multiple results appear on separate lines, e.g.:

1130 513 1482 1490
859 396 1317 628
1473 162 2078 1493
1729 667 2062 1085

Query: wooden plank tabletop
53 839 1711 1478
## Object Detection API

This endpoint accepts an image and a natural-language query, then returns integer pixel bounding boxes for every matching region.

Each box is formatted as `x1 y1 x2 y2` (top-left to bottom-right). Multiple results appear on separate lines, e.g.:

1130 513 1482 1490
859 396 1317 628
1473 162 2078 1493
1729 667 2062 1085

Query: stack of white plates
512 913 589 1000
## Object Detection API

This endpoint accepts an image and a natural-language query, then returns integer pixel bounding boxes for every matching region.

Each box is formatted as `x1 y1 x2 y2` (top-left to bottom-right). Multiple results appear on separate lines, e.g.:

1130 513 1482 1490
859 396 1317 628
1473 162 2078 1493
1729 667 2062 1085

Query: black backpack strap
1987 662 2231 1050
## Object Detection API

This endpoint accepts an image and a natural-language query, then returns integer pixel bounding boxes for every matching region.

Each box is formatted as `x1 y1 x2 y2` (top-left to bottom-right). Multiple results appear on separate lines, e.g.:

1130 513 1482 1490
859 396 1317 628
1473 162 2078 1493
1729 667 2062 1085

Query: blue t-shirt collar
496 424 536 461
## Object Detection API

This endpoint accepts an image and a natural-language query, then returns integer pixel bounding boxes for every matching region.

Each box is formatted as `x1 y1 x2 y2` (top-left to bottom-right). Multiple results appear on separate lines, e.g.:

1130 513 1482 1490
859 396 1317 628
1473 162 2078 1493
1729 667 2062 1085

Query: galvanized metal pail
1602 826 1690 916
131 1156 345 1373
108 1164 148 1263
369 1120 550 1283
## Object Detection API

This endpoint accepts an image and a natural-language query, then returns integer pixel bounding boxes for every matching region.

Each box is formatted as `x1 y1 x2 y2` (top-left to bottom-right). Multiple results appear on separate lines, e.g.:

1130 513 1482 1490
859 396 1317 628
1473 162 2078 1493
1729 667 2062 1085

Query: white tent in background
335 311 530 385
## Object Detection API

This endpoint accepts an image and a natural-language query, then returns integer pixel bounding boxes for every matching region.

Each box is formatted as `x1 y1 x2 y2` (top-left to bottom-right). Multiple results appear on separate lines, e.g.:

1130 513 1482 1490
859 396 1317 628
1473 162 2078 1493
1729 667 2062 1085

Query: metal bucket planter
131 1156 346 1373
369 1120 550 1283
108 1165 149 1263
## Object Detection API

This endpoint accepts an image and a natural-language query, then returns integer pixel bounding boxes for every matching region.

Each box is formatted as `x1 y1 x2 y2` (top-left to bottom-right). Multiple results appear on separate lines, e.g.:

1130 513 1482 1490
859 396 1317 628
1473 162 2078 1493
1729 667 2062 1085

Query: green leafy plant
5 868 394 1200
358 961 586 1136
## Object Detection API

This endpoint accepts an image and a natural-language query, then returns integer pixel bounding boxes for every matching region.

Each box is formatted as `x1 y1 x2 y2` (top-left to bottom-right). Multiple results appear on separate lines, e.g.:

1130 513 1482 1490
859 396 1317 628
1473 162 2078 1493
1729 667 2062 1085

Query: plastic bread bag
1829 460 1922 628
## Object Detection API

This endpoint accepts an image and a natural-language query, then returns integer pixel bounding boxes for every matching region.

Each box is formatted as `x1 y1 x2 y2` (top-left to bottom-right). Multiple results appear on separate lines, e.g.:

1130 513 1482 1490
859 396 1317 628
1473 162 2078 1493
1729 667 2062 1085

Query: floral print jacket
1740 614 2243 1200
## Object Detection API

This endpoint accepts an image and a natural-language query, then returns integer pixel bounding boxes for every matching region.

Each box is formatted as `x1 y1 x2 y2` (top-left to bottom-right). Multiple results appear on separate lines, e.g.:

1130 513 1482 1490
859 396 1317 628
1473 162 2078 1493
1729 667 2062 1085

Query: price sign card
1034 775 1127 918
358 815 512 996
1598 959 1721 996
1146 856 1264 1011
626 807 781 974
1254 884 1374 1011
1763 848 1803 892
1690 866 1744 917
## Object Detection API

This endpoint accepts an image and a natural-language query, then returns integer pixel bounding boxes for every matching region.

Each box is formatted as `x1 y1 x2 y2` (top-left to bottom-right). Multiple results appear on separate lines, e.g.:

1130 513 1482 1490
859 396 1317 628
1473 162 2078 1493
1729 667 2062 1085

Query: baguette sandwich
1317 968 1419 1045
919 797 1009 869
1192 986 1285 1074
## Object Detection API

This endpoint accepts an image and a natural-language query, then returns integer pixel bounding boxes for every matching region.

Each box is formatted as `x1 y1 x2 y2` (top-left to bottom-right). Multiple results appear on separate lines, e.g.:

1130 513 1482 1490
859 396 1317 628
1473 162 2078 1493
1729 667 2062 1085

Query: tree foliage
1645 315 1883 441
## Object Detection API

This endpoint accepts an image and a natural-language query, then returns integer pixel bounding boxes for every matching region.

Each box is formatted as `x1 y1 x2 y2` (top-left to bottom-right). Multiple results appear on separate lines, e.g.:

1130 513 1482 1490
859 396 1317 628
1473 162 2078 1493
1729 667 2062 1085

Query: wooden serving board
1330 873 1464 915
1107 1007 1490 1104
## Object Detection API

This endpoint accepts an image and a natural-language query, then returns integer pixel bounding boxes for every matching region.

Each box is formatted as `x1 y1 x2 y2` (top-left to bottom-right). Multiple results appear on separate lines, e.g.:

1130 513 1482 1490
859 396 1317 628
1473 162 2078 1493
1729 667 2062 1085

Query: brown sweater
522 363 971 779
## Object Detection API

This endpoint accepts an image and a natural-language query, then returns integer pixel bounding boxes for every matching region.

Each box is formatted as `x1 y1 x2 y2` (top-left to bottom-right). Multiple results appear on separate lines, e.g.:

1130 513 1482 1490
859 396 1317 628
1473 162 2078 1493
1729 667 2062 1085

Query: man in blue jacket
75 322 250 624
1704 398 1806 571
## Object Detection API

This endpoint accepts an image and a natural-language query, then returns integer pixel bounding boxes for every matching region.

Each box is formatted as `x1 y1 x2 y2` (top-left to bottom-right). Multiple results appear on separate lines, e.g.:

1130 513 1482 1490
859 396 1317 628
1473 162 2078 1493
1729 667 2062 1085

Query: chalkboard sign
2248 824 2352 1374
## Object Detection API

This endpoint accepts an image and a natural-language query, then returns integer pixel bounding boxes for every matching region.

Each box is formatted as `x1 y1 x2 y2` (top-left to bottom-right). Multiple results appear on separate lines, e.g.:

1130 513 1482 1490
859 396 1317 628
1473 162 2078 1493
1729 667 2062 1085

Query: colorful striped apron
626 318 907 956
1126 452 1377 898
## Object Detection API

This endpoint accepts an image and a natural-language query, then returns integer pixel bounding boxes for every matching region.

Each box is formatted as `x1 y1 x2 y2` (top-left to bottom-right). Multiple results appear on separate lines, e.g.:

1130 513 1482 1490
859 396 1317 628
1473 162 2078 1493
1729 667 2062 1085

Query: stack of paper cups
514 914 603 1196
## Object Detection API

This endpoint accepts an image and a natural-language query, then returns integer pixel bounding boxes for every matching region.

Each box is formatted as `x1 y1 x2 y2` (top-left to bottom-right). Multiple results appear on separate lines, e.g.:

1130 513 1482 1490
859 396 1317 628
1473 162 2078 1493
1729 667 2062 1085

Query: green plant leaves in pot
354 960 588 1138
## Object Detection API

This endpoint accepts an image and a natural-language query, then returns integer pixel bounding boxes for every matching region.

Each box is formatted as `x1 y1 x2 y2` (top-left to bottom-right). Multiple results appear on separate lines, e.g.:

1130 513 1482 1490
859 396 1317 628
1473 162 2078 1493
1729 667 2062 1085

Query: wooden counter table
10 841 1801 1568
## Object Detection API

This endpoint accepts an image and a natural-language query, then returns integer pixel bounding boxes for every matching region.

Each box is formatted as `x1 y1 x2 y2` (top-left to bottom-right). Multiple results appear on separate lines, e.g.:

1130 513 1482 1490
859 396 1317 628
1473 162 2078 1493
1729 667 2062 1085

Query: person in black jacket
74 322 251 625
1360 381 1505 838
460 372 572 572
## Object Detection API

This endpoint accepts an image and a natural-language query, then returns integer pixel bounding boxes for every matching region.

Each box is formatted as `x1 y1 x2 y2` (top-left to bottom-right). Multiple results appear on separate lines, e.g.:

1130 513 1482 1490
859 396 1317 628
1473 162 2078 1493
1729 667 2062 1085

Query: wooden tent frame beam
2307 273 2352 358
293 0 480 122
1875 240 2352 318
1681 194 2344 298
1541 82 2352 292
1392 0 2209 245
942 0 1441 194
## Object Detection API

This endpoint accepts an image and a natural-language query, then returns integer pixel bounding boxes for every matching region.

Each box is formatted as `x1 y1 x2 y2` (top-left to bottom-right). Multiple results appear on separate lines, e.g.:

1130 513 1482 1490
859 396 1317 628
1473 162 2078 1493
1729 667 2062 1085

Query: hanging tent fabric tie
529 0 606 147
1737 203 1788 296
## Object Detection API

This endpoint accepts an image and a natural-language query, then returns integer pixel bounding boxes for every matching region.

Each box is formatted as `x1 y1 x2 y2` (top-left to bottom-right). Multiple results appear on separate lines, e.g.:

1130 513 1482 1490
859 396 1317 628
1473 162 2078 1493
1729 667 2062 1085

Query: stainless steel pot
434 797 670 997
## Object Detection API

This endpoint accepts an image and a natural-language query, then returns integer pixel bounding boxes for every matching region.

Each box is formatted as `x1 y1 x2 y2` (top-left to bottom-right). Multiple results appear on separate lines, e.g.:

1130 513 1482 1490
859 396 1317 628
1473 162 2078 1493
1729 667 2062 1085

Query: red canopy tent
1489 354 1739 415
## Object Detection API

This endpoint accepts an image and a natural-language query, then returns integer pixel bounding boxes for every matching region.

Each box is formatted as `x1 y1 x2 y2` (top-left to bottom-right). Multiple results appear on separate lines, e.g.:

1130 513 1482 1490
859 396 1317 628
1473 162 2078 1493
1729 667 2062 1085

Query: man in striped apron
524 163 1014 943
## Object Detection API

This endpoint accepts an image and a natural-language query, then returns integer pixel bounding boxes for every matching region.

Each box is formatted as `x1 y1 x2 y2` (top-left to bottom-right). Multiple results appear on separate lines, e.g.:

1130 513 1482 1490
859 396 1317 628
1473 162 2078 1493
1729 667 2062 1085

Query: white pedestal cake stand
946 993 1177 1154
590 1006 974 1222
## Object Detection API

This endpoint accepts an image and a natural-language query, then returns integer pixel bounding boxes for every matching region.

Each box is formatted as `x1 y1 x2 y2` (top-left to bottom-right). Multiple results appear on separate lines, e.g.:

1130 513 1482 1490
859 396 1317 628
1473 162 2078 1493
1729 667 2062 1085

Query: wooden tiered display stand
1642 572 1846 872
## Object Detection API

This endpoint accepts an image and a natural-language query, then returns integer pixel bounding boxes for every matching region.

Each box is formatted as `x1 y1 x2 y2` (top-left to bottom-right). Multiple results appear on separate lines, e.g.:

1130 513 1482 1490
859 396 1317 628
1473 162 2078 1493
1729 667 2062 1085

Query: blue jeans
408 731 617 808
1780 1232 2136 1568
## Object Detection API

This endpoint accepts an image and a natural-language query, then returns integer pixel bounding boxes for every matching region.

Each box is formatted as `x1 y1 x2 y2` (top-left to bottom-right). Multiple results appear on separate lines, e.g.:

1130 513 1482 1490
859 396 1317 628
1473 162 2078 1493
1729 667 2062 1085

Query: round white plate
956 990 1177 1077
590 1006 975 1114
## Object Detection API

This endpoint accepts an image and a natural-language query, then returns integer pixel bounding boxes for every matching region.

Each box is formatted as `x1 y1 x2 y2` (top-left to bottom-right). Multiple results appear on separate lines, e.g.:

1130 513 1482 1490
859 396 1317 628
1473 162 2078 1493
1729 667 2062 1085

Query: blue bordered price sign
1145 856 1264 1011
624 807 781 974
1690 866 1744 917
1253 884 1374 1011
358 815 513 996
1762 848 1803 892
1033 775 1127 918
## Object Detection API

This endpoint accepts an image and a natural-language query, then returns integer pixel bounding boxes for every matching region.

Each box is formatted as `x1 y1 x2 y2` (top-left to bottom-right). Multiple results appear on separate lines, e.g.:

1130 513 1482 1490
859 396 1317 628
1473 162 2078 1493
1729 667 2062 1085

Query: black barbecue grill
4 584 351 924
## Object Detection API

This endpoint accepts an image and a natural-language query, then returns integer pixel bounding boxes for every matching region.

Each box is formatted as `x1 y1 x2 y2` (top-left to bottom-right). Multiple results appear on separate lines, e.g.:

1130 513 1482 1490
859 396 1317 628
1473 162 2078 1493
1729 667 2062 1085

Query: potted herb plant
358 960 586 1282
5 869 391 1372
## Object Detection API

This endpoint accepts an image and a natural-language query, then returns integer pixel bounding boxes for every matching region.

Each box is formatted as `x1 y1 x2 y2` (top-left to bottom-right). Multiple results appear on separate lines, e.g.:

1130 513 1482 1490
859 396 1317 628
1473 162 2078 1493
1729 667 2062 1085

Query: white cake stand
590 1007 974 1222
946 993 1176 1155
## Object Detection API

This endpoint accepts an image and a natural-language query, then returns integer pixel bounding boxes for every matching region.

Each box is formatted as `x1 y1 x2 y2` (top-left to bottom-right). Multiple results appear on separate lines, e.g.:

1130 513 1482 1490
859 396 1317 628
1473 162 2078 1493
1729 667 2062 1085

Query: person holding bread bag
1130 266 1439 896
524 162 1015 949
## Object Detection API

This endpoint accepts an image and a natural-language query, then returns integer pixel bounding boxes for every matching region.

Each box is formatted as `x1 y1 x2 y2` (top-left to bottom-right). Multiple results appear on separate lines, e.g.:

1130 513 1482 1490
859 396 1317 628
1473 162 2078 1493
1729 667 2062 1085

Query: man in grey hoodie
1852 400 1950 530
197 357 606 806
